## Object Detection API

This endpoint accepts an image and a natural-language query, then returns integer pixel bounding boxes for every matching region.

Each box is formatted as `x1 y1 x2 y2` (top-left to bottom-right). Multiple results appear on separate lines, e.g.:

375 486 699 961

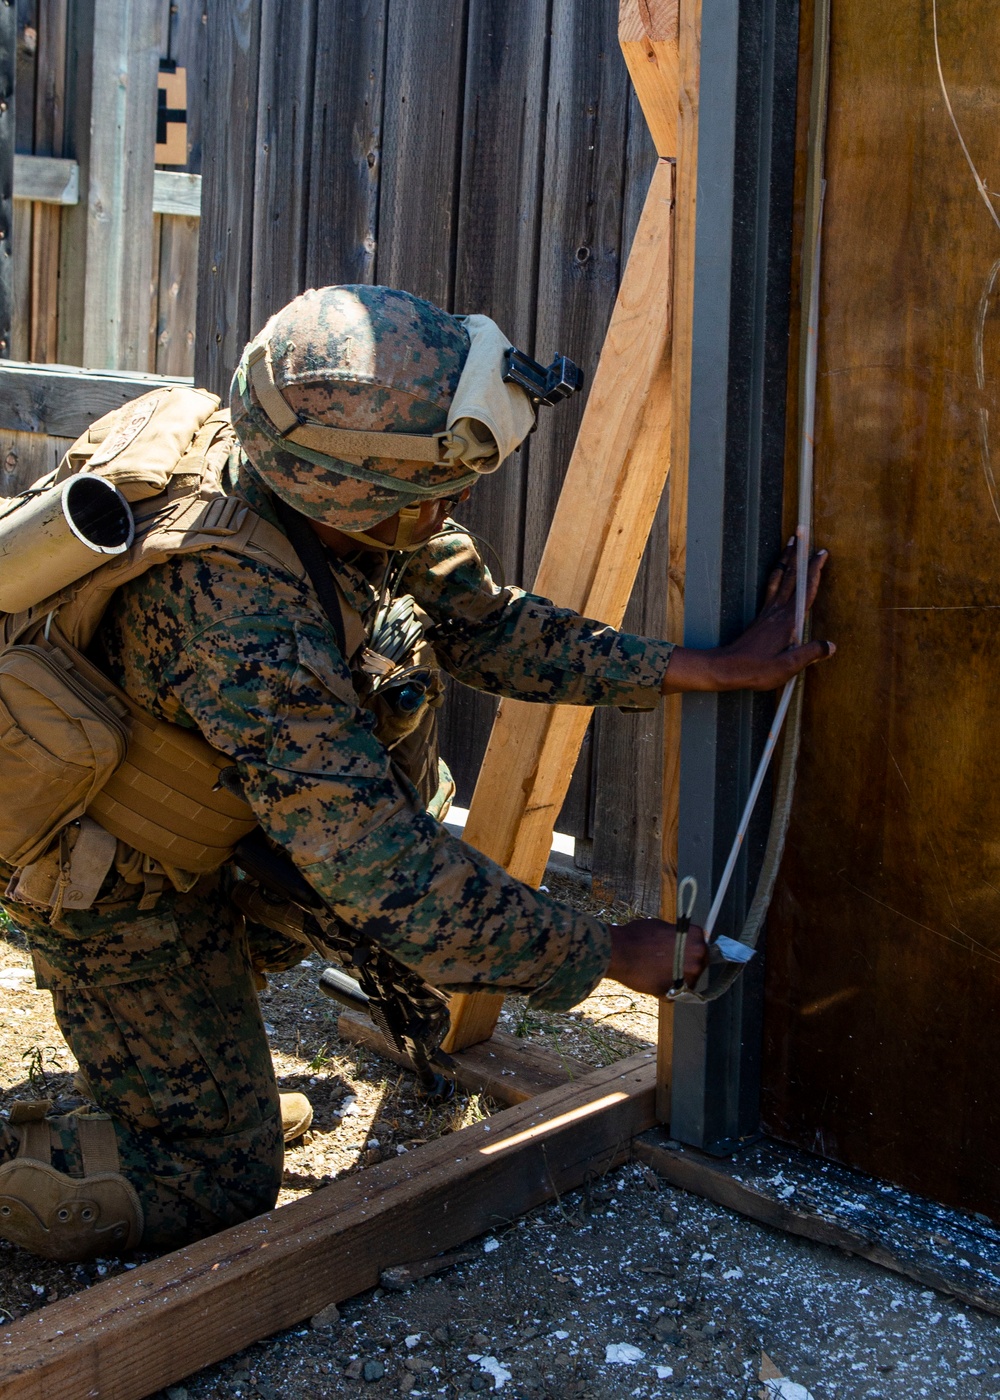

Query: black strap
272 496 349 660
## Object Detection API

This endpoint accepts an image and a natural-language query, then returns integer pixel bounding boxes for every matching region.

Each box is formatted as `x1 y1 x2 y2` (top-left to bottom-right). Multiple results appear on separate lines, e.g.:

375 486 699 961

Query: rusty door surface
763 0 1000 1218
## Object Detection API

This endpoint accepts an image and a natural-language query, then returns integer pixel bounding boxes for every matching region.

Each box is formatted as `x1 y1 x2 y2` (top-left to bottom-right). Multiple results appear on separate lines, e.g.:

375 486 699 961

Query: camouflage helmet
231 285 530 532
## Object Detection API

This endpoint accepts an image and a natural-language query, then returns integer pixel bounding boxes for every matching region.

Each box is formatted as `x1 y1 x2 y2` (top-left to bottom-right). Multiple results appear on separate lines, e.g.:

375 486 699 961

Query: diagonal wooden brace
443 0 687 1054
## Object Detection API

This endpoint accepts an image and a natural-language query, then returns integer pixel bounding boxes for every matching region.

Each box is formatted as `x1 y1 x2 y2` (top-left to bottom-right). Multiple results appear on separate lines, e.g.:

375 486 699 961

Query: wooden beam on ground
635 1128 1000 1318
0 1054 655 1400
444 0 690 1055
337 1009 593 1106
0 361 193 440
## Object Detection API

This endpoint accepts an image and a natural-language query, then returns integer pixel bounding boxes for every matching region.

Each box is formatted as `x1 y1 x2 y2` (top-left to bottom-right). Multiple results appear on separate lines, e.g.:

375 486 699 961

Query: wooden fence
196 0 669 911
11 0 203 374
2 1 671 912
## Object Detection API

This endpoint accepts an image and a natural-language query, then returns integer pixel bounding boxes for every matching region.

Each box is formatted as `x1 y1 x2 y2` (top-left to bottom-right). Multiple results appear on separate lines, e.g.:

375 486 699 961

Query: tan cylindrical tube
0 475 135 614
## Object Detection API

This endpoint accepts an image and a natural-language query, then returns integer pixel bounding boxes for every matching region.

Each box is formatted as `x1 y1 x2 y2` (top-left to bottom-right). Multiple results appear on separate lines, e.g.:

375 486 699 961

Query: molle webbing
88 705 257 875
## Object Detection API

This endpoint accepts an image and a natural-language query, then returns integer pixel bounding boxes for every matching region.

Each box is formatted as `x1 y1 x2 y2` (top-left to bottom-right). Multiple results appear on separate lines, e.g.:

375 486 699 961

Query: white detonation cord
701 183 826 945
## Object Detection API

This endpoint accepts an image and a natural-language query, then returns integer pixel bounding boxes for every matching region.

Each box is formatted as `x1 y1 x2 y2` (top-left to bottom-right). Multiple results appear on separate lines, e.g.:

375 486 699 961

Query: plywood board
764 0 1000 1220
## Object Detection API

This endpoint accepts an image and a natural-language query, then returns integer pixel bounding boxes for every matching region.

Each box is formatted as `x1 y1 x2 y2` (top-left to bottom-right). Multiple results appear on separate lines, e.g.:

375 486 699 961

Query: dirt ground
2 875 1000 1398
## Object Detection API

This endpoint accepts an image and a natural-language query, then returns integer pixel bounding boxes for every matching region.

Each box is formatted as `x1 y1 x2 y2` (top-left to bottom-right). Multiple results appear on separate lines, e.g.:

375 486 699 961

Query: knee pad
0 1101 143 1261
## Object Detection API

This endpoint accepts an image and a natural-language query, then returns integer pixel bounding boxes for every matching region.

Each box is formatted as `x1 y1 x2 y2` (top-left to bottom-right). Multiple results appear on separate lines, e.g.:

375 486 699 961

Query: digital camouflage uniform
0 285 675 1251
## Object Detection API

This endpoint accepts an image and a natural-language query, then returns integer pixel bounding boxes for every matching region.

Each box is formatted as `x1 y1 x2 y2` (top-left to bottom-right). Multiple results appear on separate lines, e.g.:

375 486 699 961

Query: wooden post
0 0 14 359
442 0 686 1055
635 0 701 1123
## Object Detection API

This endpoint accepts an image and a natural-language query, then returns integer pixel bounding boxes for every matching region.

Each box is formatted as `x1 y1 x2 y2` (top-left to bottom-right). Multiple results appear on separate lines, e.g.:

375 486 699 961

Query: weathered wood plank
591 499 669 914
13 153 76 203
0 1054 656 1400
304 0 386 288
522 0 632 583
27 0 67 363
33 0 66 159
0 360 192 438
80 0 159 369
249 0 317 328
0 0 16 359
635 1129 1000 1318
377 0 467 305
9 195 27 359
0 423 69 494
337 1008 593 1105
516 0 636 846
154 214 199 377
54 0 92 365
590 79 664 915
445 158 676 1051
439 0 550 805
169 0 207 174
194 0 261 396
152 170 201 218
14 0 35 155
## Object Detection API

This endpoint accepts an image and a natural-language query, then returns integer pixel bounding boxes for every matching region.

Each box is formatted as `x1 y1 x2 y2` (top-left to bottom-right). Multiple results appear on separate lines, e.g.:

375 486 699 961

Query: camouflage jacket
98 465 675 1010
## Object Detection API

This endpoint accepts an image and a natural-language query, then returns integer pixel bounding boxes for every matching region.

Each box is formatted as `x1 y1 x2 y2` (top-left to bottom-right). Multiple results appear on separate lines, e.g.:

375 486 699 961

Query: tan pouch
53 384 221 502
8 815 118 914
0 645 129 867
89 700 257 873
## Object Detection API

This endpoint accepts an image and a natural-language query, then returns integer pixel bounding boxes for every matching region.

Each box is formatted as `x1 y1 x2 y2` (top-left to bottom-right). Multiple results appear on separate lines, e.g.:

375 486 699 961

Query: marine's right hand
606 918 708 997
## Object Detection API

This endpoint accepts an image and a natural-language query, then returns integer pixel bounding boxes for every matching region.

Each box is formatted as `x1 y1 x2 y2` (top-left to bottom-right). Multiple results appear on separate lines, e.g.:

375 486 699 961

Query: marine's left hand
661 540 834 694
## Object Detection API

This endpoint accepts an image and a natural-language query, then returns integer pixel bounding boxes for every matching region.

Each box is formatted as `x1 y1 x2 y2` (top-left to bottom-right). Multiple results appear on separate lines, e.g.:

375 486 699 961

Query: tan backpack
0 385 360 916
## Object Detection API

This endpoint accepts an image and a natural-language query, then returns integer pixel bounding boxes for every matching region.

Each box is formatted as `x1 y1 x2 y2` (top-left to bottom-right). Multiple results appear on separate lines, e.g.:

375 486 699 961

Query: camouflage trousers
0 868 301 1251
0 739 454 1253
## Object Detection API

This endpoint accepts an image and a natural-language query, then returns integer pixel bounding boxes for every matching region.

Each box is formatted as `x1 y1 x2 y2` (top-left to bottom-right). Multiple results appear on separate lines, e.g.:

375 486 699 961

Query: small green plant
21 1045 63 1094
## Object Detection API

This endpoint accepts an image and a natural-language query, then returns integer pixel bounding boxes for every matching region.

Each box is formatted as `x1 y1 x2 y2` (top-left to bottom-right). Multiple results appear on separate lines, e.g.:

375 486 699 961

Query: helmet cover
231 285 472 530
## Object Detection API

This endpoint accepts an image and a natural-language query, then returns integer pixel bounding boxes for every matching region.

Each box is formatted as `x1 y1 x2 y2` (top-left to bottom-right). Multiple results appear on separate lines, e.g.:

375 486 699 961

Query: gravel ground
2 879 1000 1398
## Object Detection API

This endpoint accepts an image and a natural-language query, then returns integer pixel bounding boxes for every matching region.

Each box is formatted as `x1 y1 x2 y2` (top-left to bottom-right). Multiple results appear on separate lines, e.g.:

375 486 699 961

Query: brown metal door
763 0 1000 1218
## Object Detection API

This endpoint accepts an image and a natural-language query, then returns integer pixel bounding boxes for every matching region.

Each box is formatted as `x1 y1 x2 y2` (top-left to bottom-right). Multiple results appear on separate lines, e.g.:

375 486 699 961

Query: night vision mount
501 347 584 409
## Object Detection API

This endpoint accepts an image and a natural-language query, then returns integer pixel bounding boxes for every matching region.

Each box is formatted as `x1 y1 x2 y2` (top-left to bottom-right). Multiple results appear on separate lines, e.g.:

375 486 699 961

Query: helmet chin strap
338 504 426 553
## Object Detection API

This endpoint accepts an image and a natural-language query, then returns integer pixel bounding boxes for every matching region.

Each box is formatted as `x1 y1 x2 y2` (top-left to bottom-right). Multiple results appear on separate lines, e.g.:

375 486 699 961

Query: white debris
338 1096 360 1117
263 1022 276 1036
553 1330 569 1340
656 1365 674 1380
405 1334 422 1349
605 1343 645 1365
467 1355 512 1388
483 1237 500 1253
763 1380 816 1400
723 1267 744 1281
366 1138 380 1149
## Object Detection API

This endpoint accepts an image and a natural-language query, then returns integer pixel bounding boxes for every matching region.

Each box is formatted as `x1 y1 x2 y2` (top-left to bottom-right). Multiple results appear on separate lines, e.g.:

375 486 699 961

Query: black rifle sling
272 496 349 661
